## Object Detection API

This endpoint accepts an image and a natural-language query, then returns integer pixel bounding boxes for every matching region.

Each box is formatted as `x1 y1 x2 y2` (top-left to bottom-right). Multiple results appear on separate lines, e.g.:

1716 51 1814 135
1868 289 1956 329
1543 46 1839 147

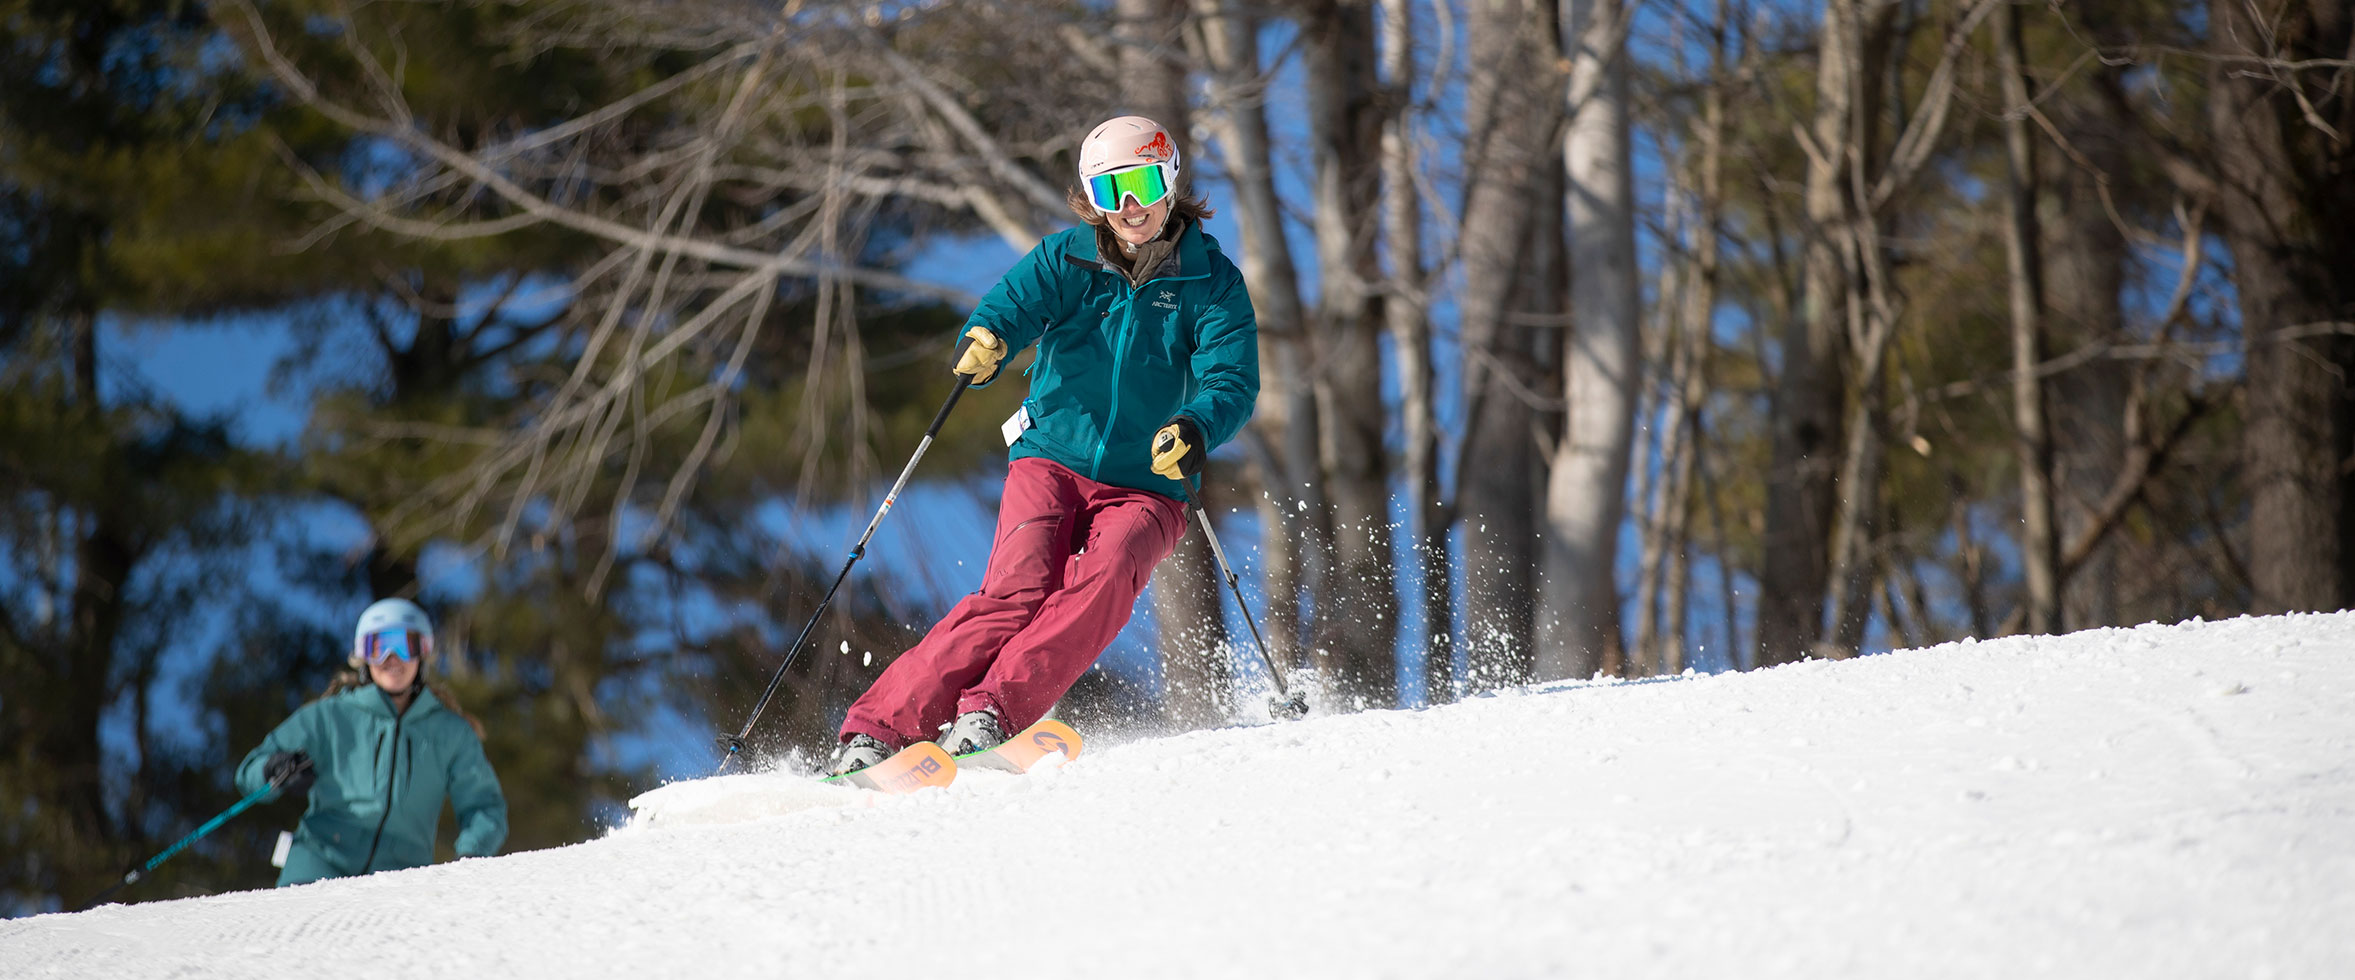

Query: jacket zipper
1092 285 1139 480
361 710 404 872
1075 240 1210 480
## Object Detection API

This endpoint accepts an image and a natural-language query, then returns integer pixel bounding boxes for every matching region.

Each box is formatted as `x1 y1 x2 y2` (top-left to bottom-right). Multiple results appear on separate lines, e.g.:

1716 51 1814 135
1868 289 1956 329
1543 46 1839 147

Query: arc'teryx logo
1153 289 1180 312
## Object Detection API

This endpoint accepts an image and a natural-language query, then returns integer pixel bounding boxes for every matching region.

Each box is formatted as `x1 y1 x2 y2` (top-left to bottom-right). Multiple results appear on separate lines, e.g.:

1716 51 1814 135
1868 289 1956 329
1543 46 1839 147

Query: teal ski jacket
237 684 507 887
966 221 1259 500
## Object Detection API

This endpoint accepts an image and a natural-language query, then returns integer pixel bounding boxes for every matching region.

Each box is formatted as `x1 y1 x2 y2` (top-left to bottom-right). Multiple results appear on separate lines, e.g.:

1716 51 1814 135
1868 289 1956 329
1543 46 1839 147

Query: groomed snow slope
8 612 2353 979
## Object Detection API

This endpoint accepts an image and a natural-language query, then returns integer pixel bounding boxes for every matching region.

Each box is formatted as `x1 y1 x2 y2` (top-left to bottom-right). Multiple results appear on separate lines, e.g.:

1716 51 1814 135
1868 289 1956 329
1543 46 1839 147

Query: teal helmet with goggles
352 597 434 668
1079 115 1180 213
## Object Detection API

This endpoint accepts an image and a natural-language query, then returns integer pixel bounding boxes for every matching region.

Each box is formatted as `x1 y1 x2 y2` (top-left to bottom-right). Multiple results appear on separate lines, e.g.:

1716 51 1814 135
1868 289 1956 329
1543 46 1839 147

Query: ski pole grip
928 374 975 438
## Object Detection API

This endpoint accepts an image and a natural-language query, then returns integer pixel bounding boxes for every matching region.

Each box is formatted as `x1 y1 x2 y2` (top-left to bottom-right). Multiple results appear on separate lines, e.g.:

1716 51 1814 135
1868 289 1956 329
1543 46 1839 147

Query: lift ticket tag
1002 404 1033 446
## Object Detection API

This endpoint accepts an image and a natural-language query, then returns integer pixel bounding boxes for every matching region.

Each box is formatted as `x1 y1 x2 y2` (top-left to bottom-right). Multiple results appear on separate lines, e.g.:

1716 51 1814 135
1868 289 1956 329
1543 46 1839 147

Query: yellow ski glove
1150 417 1205 481
953 326 1006 383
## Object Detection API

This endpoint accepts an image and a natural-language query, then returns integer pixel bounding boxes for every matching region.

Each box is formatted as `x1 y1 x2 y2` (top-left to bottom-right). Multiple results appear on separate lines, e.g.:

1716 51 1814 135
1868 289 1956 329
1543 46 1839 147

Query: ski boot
938 708 1007 756
828 733 894 776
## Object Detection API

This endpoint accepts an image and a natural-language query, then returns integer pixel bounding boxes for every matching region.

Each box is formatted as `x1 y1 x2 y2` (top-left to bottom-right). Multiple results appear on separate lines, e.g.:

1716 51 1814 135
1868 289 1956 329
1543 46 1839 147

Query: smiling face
368 648 420 694
1109 196 1171 249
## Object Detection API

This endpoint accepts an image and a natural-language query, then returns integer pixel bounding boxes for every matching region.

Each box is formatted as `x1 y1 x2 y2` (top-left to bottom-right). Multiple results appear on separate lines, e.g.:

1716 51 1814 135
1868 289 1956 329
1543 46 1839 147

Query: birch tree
1636 0 1736 676
2037 0 2137 631
1377 0 1454 702
1996 0 2059 634
1761 0 1997 661
1457 0 1566 689
1538 0 1640 681
1754 0 1879 667
1301 0 1400 707
1186 0 1320 693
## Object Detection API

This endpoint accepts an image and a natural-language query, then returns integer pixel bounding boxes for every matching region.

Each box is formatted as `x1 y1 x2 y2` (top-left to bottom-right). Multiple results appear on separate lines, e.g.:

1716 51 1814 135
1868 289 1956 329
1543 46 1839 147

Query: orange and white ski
956 719 1083 774
826 741 956 793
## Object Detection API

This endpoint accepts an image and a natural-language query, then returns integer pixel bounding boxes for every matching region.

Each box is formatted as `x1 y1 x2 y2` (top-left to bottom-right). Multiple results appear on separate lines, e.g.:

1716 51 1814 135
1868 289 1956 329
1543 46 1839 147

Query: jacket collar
1065 218 1213 282
345 681 441 721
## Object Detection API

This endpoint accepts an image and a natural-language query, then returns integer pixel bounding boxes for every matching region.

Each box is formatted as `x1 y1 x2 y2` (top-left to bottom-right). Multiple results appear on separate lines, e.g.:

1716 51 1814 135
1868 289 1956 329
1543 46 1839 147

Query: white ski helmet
351 597 433 667
1077 115 1181 211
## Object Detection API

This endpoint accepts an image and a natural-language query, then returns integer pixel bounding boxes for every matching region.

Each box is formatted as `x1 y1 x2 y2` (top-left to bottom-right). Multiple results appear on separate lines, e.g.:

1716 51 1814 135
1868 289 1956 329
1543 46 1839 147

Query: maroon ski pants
840 457 1186 747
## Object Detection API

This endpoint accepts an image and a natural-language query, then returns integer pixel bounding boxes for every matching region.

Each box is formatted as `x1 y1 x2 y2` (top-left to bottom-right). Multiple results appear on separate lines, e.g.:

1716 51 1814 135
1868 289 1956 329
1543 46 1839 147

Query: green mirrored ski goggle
1084 162 1174 213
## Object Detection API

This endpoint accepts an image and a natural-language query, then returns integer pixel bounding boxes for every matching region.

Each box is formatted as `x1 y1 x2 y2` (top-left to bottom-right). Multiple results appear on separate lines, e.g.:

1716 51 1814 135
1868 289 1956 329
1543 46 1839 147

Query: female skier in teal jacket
828 115 1259 774
237 598 507 886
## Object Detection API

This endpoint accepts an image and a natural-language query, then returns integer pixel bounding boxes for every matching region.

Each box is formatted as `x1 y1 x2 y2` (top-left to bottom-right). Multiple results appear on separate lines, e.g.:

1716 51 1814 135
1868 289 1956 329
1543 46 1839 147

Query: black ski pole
77 772 288 911
1183 477 1310 720
716 373 976 773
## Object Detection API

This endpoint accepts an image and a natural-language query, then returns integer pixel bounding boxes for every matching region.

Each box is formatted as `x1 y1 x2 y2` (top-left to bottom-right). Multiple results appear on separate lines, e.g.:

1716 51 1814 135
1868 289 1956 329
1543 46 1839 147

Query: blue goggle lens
364 629 422 664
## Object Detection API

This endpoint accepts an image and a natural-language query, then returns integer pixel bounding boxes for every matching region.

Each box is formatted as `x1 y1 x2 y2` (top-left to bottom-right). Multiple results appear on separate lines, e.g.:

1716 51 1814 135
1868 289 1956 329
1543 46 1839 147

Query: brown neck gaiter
1095 216 1185 289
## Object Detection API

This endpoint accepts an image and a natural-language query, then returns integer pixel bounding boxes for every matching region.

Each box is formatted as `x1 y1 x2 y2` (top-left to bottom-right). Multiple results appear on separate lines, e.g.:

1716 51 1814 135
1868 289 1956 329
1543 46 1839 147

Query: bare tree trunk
1819 362 1882 655
1295 0 1398 709
1874 509 1923 649
1189 0 1321 675
1661 18 1729 674
1815 16 1891 659
1821 0 1988 655
1457 0 1564 690
1998 0 2059 635
1539 0 1639 681
1650 312 1699 677
1377 0 1452 703
1636 238 1703 678
1784 0 1983 658
1115 0 1193 132
2044 97 2130 630
1633 222 1684 677
42 310 130 898
1756 0 1862 667
2207 0 2355 614
1696 424 1743 668
1950 479 1992 639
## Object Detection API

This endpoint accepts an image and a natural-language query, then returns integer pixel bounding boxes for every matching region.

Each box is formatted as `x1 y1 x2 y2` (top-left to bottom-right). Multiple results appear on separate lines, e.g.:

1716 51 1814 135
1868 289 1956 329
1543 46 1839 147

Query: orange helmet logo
1135 132 1175 162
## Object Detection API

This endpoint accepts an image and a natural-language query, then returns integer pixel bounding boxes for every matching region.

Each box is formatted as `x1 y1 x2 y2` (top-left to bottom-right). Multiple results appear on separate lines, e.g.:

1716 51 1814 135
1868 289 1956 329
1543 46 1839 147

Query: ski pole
1183 478 1310 720
716 373 976 773
77 771 289 911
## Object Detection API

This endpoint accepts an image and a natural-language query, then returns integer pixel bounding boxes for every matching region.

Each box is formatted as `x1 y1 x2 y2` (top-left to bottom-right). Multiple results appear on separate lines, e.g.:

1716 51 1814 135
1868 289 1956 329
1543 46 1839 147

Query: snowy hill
8 613 2353 979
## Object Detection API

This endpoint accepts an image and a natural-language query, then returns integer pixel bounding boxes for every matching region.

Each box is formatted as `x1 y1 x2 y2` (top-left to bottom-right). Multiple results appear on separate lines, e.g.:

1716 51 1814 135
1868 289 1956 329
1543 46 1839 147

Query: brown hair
322 666 487 739
1064 185 1216 228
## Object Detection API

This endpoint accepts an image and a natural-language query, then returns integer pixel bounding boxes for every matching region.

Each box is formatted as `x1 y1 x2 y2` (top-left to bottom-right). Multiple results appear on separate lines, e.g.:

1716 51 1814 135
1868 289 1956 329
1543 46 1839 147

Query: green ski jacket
237 684 507 887
966 221 1260 499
